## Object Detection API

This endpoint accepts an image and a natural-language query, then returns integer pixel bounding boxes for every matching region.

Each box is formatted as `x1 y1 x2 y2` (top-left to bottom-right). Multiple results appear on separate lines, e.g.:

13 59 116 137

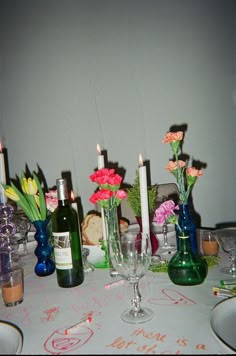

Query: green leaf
33 172 47 220
9 182 35 221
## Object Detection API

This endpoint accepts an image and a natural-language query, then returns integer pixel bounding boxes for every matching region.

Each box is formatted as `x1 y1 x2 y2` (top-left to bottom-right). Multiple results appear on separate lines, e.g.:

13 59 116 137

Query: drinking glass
215 228 236 276
202 231 219 256
155 196 176 254
109 231 154 324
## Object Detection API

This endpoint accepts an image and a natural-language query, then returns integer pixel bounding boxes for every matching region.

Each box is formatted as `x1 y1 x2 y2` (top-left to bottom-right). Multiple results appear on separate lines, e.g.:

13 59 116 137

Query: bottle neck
178 203 191 219
178 234 191 252
58 199 70 207
56 178 70 206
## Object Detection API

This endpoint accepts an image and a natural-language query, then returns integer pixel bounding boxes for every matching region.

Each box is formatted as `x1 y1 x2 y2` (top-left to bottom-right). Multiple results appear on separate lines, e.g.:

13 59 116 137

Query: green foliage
127 170 158 216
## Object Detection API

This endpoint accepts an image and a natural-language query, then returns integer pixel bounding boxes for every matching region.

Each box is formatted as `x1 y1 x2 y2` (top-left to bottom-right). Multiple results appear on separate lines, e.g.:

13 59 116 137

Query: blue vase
175 203 198 255
33 218 55 277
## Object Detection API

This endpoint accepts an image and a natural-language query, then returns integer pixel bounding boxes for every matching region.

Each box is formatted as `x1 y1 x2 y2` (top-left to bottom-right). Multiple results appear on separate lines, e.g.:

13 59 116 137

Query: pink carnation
155 200 179 226
45 190 58 212
89 190 114 204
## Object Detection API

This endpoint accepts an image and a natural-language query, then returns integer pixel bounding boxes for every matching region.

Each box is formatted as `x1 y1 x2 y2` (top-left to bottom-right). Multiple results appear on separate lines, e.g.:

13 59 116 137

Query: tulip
22 177 38 195
4 186 20 201
1 169 48 222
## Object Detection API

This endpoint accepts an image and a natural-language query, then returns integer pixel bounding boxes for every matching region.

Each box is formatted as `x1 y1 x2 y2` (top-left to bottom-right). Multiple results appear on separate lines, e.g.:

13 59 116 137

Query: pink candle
138 154 149 235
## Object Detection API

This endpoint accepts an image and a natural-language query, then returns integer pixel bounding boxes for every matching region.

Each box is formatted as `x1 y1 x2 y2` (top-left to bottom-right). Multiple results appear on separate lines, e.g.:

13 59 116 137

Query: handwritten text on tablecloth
2 283 210 354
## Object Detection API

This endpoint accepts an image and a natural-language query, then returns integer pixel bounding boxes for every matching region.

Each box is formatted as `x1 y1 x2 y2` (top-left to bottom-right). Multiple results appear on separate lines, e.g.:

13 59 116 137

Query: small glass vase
168 232 208 286
175 203 198 255
135 215 159 255
103 205 120 277
33 218 55 277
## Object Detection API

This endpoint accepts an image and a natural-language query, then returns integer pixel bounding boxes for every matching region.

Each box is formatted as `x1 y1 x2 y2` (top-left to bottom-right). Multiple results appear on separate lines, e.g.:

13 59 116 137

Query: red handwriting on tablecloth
44 326 94 354
148 289 196 306
41 307 60 323
106 328 207 354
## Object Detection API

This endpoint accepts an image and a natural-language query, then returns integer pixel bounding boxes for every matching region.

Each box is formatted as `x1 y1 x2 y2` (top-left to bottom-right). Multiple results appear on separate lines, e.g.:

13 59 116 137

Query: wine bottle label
53 232 73 269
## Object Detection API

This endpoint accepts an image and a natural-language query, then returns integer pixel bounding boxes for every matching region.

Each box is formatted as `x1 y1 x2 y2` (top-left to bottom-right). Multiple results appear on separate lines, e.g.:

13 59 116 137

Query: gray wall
0 0 235 228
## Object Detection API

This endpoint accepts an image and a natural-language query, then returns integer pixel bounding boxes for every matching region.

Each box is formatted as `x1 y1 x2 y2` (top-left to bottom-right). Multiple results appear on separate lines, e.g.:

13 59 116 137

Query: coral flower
162 130 203 204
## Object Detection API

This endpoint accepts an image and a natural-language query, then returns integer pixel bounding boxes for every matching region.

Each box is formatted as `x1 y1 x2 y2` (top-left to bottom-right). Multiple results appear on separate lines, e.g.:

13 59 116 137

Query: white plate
0 321 23 354
83 245 105 265
210 296 236 352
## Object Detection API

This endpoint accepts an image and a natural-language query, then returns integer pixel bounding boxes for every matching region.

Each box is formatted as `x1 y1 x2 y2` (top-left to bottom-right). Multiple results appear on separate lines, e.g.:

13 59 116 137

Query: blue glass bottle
175 203 198 255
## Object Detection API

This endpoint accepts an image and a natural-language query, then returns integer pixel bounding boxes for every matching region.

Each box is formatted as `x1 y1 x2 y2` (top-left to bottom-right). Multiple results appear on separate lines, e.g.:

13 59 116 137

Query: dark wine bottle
52 178 84 288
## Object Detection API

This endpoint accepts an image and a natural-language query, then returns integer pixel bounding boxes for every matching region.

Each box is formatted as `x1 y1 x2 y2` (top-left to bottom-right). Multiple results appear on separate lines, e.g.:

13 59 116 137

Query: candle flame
139 154 143 166
70 190 75 201
96 144 101 155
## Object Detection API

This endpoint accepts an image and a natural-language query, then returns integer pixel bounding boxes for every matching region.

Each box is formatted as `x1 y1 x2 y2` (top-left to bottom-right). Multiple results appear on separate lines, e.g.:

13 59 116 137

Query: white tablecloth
0 231 234 354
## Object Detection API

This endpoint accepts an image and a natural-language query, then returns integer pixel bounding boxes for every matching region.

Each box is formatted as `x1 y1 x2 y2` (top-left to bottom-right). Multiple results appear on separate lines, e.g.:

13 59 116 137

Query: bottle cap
56 178 69 200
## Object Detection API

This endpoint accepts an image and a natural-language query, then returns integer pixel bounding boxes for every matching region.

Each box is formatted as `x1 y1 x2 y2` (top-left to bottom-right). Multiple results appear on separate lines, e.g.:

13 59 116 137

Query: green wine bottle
52 178 84 288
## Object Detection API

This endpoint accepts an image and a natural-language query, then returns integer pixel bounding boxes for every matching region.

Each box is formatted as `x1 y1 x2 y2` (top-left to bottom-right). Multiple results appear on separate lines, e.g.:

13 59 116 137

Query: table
0 232 235 354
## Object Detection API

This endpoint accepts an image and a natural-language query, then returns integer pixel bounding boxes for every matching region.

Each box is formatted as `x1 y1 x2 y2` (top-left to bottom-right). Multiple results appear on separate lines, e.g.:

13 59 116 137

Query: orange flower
186 167 203 177
165 160 186 172
162 131 183 143
162 130 203 203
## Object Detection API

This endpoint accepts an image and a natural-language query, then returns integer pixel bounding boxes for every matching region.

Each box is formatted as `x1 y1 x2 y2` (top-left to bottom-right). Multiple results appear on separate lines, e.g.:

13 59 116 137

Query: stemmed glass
155 196 176 254
215 228 236 277
109 231 154 324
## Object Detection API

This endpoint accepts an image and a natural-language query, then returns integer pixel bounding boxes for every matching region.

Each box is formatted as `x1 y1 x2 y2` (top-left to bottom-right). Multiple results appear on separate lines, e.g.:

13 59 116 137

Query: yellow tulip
34 194 40 208
5 186 20 201
22 177 38 195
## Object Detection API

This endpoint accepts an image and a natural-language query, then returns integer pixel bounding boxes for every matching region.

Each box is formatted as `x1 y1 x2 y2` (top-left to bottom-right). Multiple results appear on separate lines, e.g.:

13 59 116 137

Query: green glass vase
168 232 208 286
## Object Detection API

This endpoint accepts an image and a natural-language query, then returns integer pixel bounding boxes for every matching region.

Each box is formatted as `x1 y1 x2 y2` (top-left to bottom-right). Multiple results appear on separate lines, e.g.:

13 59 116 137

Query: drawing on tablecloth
41 307 60 323
44 326 94 354
148 288 196 305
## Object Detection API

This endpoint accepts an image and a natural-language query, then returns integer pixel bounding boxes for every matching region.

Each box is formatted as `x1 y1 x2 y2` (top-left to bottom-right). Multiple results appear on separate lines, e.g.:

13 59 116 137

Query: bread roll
81 213 103 246
81 213 129 245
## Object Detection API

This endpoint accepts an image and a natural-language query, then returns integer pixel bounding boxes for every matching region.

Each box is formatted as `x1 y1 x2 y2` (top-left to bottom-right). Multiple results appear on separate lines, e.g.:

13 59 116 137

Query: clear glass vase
103 205 120 277
175 203 198 255
168 232 208 286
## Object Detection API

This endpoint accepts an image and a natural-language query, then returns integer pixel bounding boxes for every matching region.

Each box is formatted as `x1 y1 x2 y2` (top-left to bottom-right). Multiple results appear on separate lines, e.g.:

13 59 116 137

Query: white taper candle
96 144 107 241
138 154 150 235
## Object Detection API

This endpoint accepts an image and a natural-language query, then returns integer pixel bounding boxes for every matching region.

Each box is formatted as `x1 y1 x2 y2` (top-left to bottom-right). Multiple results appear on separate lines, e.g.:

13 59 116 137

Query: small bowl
83 245 105 265
0 320 23 354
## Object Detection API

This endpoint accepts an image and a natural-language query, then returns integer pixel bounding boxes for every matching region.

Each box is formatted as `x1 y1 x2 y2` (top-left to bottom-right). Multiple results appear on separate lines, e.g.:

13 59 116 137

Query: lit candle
138 154 149 235
0 142 6 204
96 144 104 169
96 144 107 241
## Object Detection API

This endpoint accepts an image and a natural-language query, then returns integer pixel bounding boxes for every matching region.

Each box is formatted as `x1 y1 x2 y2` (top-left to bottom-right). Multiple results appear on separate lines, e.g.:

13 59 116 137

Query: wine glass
109 231 154 324
82 247 95 273
155 195 176 255
214 228 236 276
